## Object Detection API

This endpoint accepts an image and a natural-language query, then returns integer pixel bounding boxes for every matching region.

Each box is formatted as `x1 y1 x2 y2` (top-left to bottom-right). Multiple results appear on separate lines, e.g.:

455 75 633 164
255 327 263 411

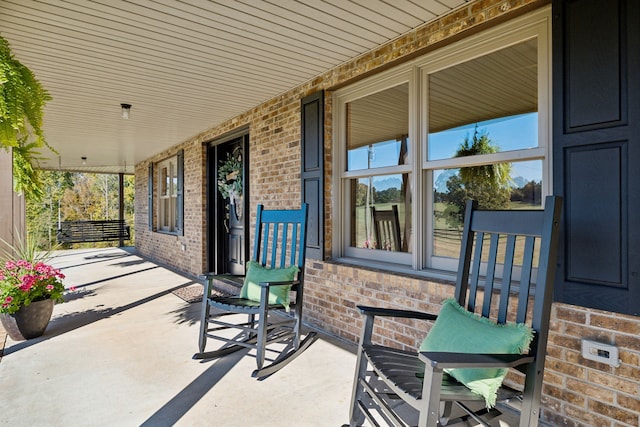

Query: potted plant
0 235 72 340
1 34 53 201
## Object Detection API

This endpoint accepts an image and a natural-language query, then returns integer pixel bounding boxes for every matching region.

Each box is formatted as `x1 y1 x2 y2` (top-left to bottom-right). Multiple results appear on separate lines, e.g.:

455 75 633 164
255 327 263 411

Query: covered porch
2 1 639 426
0 248 527 426
0 247 358 426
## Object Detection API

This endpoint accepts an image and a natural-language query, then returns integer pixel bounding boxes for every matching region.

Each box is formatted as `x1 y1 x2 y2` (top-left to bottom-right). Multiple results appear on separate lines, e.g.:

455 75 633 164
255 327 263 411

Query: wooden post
0 148 26 256
118 172 125 247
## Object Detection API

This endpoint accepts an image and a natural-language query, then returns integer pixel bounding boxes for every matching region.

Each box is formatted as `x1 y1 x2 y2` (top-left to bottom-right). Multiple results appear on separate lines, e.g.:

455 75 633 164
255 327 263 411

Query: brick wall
543 305 640 426
304 261 640 427
134 143 206 275
133 1 640 425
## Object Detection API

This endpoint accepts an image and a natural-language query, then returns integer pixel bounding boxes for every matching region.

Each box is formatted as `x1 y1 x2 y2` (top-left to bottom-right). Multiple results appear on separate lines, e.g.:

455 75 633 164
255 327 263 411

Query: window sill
330 257 457 285
156 229 179 236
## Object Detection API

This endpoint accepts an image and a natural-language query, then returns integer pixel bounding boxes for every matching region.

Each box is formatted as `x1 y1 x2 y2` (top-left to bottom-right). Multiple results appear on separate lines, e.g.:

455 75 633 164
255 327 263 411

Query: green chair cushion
240 261 299 310
419 298 534 407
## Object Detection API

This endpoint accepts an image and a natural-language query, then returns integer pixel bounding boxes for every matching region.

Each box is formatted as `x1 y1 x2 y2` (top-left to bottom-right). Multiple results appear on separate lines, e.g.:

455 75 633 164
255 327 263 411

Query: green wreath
217 152 242 199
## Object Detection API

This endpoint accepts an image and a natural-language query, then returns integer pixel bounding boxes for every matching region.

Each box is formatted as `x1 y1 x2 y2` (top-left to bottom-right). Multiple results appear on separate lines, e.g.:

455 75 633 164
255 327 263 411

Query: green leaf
0 34 53 200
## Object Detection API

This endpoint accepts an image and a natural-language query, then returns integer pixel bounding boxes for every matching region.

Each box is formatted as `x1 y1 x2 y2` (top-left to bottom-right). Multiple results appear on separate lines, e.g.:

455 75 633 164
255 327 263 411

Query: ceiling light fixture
121 103 132 119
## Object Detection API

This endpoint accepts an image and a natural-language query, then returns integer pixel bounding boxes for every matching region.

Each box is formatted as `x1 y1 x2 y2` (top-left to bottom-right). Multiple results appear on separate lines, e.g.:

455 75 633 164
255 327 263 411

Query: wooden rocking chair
194 203 318 379
347 196 562 426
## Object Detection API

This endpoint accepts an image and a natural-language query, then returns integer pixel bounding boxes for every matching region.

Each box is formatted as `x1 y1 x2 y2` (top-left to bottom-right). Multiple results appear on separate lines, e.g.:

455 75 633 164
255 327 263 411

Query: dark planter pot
0 298 55 341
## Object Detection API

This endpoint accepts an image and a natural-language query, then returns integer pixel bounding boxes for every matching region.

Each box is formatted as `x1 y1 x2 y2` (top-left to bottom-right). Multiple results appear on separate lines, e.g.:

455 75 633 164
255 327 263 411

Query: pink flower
16 260 32 269
1 259 67 314
21 275 37 287
69 286 77 292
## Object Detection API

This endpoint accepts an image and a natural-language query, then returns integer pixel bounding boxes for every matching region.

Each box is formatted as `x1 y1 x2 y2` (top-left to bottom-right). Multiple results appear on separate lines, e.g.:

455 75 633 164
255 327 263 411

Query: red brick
589 400 637 426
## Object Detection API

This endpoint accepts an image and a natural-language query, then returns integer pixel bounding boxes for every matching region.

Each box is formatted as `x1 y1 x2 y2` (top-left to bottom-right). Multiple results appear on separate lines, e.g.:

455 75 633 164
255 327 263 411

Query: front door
207 134 249 274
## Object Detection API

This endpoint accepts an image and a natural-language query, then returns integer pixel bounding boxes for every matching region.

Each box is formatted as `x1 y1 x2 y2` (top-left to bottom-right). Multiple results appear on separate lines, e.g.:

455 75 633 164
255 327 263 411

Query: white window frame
334 68 414 266
157 156 178 233
332 7 552 275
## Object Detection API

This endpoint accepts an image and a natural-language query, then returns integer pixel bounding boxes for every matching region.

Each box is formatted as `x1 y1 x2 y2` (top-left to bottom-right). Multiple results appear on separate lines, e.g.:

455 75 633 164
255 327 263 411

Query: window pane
161 167 169 196
170 162 178 196
157 157 179 232
427 39 538 160
162 199 171 228
172 198 177 230
432 160 543 258
348 138 409 170
347 83 409 171
429 113 538 160
349 174 412 252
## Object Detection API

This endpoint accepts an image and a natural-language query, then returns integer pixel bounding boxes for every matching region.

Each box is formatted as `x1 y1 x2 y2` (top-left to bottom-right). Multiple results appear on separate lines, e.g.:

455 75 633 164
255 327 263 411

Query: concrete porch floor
0 247 522 427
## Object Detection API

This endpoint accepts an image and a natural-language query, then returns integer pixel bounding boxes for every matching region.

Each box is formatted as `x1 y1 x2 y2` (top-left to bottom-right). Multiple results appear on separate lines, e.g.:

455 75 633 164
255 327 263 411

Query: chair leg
247 313 256 339
519 363 541 427
293 300 303 349
348 315 375 426
440 401 453 426
255 286 270 371
417 363 444 427
198 279 213 353
347 349 368 426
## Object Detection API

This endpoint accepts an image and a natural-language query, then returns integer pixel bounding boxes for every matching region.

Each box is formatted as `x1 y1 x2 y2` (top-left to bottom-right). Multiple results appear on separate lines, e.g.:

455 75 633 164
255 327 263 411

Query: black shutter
148 163 153 231
301 91 324 260
552 0 640 316
176 149 184 236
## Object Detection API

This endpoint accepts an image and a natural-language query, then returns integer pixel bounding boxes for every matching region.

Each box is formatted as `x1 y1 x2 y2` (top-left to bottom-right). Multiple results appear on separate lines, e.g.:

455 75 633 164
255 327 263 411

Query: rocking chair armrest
418 351 534 369
357 305 438 321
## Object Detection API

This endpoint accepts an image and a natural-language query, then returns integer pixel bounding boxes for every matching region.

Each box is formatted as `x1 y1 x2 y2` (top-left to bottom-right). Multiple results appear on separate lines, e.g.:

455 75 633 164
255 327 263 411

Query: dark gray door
207 135 249 274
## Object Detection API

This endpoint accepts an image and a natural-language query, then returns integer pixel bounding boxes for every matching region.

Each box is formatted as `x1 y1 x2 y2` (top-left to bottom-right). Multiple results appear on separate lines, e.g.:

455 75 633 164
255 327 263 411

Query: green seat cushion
419 298 534 407
240 261 299 310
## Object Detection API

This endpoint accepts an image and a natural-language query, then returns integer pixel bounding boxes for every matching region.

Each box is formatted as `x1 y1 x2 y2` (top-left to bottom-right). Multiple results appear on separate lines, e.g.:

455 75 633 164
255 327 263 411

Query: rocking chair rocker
194 203 318 379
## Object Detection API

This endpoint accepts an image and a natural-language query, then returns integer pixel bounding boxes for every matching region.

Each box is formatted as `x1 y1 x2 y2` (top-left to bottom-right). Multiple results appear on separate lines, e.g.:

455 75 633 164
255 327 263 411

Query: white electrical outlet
581 339 620 367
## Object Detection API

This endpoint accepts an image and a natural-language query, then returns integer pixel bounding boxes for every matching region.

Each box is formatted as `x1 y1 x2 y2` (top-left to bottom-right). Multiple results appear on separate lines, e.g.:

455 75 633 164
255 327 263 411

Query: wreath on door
217 152 243 223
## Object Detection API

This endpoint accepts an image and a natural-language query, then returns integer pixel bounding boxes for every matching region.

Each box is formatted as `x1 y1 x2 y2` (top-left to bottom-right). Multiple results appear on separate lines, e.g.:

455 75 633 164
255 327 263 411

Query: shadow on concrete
140 349 248 427
2 281 194 357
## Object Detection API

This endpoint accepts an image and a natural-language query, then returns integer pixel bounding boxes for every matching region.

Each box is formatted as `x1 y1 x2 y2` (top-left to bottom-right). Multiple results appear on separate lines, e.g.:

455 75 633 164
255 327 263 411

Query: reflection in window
345 83 412 255
427 38 538 160
348 139 408 170
334 11 550 272
347 83 409 171
429 113 538 160
428 38 542 264
432 160 543 258
350 174 411 252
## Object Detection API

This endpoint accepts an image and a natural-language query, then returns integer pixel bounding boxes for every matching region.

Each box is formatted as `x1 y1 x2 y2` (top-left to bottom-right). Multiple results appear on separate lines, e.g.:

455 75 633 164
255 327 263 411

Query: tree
26 171 135 249
518 180 542 205
443 127 512 228
25 171 73 250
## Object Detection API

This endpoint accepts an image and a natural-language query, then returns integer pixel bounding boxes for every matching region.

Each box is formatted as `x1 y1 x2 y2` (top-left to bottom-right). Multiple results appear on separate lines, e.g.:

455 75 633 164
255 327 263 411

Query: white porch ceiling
0 0 467 174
